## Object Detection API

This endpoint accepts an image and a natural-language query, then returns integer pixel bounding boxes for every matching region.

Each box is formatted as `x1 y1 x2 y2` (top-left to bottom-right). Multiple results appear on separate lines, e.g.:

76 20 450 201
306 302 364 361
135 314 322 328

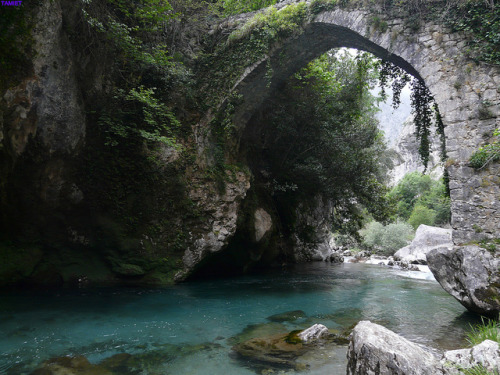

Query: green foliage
478 238 500 253
216 0 278 16
370 16 388 32
309 0 338 14
0 3 33 89
360 220 414 255
469 128 500 169
98 86 181 148
466 316 500 346
248 50 393 236
228 3 309 44
460 365 499 375
388 172 451 226
447 1 500 66
378 62 442 170
408 204 436 229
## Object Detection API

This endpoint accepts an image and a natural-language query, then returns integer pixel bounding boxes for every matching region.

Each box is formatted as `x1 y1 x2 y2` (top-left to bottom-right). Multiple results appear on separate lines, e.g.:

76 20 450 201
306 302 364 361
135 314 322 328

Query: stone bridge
225 0 500 246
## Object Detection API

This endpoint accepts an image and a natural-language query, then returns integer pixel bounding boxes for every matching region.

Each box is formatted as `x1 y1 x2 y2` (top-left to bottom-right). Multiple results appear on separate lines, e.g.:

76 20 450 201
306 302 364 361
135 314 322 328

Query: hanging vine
379 60 446 172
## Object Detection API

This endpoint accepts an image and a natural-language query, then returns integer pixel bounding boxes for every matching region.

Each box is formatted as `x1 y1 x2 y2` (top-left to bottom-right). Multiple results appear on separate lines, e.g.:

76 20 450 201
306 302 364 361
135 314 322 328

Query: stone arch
230 4 500 245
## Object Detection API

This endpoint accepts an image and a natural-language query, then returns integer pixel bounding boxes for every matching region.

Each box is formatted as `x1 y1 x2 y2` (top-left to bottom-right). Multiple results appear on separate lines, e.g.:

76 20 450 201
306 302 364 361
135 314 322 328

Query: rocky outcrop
388 117 443 185
347 321 500 375
394 224 452 264
177 171 251 279
293 197 336 262
427 245 500 317
346 321 439 375
441 340 500 375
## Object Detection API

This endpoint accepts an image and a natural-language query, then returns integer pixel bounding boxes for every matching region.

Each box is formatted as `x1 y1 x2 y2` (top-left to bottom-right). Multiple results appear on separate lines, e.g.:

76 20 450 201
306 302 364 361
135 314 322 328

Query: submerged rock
267 310 307 323
232 324 344 370
346 321 439 375
31 356 113 375
228 322 289 345
394 224 452 265
427 245 500 316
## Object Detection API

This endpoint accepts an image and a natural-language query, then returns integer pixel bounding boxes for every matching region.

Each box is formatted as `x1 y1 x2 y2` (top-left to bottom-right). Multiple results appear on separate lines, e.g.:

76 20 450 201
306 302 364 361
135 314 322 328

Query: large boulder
394 224 452 264
346 321 500 375
427 245 500 317
346 321 439 375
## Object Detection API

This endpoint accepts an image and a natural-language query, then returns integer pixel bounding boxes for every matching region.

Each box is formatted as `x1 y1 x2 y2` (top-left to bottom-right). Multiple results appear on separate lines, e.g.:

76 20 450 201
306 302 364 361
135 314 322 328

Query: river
0 262 479 374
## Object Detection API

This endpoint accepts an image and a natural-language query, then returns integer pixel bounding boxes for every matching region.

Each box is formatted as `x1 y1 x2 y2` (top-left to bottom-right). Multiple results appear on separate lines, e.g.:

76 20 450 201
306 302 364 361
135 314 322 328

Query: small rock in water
267 310 306 323
297 324 329 343
329 252 344 263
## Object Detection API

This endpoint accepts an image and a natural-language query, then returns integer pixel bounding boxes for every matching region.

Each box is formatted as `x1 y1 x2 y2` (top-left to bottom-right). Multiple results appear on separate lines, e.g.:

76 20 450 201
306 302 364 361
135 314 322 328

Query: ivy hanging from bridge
379 61 445 171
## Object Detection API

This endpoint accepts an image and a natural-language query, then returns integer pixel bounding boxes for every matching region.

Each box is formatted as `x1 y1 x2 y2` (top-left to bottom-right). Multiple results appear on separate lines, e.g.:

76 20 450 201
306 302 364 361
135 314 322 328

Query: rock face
293 197 337 262
394 224 452 264
254 208 273 242
347 321 500 375
427 246 500 317
388 117 444 185
346 321 439 375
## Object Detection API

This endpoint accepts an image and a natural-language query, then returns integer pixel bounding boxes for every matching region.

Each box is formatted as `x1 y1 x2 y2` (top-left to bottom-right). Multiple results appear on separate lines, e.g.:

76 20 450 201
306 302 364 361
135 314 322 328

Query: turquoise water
0 263 478 374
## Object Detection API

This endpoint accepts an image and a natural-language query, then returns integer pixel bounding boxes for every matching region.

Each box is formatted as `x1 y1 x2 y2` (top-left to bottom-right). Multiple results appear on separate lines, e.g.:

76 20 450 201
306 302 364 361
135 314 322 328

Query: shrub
408 204 436 229
466 317 500 347
360 221 414 255
469 128 499 170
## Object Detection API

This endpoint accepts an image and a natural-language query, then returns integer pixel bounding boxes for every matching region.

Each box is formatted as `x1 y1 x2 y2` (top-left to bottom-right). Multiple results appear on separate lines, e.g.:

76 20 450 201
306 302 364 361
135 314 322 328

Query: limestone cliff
388 116 444 185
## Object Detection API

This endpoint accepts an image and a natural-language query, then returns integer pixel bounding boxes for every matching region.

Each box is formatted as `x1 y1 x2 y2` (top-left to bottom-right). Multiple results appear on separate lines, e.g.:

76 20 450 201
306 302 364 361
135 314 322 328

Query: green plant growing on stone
227 3 309 44
370 15 388 32
216 0 278 16
469 128 500 170
460 365 500 375
310 0 338 14
473 224 483 233
466 316 500 346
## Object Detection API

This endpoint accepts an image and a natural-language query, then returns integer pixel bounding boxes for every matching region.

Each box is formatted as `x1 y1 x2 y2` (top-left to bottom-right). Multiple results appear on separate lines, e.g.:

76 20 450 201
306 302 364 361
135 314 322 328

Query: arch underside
233 22 422 128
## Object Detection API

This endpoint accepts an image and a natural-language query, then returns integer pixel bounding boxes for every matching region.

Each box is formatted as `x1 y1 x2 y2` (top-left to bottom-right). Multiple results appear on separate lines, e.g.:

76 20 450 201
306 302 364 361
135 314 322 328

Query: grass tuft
466 316 500 347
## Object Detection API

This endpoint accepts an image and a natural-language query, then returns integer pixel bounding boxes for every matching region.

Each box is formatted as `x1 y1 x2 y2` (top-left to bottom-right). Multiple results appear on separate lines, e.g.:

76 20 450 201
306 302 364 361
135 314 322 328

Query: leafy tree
388 171 450 226
246 50 393 236
408 204 437 229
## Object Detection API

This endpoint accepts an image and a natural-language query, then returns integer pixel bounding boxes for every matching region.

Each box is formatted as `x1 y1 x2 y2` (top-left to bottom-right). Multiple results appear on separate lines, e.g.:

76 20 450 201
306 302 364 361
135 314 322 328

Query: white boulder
394 224 452 264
